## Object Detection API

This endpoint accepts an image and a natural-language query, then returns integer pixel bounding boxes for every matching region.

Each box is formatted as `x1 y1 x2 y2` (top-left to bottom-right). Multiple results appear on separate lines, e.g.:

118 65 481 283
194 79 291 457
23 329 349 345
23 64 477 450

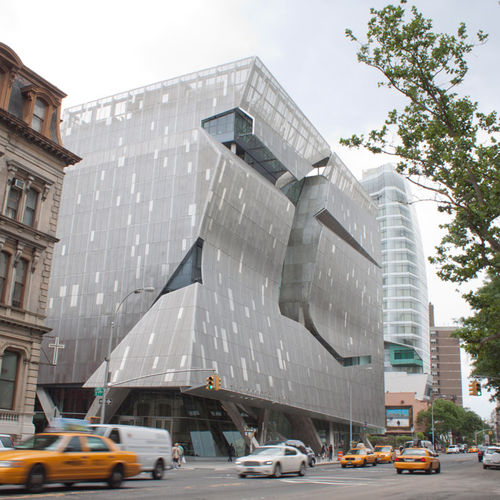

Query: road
0 454 498 499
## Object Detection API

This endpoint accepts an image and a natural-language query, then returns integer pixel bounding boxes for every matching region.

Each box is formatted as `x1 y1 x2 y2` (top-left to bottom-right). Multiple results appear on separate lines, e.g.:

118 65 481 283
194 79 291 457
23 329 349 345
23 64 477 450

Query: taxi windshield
347 449 365 455
376 446 391 452
16 434 63 451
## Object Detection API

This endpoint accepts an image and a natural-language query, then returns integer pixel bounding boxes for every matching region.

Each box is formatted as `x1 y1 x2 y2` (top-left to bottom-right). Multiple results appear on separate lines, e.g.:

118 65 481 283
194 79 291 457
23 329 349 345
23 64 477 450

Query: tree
454 273 500 398
417 399 485 445
342 1 499 391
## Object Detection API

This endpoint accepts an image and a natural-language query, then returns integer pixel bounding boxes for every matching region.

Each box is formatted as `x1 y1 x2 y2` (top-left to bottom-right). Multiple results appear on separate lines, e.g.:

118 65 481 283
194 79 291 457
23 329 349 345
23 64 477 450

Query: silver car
483 446 500 469
235 445 307 478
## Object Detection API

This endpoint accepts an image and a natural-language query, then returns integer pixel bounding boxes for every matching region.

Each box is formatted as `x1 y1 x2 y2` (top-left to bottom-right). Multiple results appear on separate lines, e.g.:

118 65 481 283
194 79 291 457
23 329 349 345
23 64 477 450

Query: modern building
38 57 384 455
0 43 80 439
361 165 430 376
428 303 463 406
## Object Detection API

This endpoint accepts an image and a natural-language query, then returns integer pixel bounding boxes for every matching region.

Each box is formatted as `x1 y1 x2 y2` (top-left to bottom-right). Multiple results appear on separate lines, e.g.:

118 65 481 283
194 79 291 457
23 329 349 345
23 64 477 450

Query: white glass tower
361 165 430 374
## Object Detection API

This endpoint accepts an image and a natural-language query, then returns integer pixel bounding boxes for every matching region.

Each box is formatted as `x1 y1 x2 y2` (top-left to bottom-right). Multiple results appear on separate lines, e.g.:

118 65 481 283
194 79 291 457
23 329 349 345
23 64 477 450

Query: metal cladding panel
280 174 383 358
239 58 331 180
41 57 384 427
86 143 384 425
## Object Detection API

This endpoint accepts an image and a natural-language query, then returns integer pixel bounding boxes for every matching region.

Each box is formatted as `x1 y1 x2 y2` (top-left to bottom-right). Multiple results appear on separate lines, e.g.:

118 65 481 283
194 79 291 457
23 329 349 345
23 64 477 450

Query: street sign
98 398 112 405
94 388 104 396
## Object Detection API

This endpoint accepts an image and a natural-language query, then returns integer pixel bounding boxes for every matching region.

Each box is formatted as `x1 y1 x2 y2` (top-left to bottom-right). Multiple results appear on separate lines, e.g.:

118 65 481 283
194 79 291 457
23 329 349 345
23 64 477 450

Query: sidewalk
173 457 341 471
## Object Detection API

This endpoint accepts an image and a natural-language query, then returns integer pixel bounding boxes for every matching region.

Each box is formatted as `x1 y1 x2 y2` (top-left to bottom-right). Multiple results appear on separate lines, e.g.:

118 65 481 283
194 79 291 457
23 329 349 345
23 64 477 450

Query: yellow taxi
468 446 478 453
374 445 396 463
0 431 141 493
340 447 378 468
394 447 440 474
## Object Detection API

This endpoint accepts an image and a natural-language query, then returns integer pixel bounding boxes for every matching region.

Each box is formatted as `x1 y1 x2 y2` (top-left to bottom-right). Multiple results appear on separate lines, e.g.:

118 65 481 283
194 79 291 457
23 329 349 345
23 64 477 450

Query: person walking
177 443 185 467
172 443 180 469
228 443 235 462
328 443 333 461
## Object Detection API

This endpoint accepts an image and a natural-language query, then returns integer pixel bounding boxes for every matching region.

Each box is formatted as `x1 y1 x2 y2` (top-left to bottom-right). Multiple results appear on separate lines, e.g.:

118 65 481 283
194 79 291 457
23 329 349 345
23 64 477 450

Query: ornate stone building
0 43 80 439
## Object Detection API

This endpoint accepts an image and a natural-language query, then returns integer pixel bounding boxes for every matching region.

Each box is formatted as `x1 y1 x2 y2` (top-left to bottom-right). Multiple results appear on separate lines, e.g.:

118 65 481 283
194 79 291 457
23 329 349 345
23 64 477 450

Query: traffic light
468 381 476 396
475 381 482 396
214 375 221 391
206 375 215 390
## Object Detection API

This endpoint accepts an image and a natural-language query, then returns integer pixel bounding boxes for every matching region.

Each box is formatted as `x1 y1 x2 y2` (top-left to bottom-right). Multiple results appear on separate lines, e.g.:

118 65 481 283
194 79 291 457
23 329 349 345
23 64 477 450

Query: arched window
11 259 27 308
31 98 48 133
0 252 9 301
0 350 19 409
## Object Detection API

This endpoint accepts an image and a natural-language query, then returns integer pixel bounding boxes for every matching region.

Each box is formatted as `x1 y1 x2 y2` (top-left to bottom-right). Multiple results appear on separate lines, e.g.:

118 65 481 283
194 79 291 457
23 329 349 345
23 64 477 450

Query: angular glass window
23 188 38 226
11 259 27 308
0 350 19 409
157 238 203 299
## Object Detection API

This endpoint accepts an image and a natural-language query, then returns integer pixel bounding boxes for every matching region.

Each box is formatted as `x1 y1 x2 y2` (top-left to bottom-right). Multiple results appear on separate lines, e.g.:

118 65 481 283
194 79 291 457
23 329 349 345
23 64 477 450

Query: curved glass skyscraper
361 165 430 374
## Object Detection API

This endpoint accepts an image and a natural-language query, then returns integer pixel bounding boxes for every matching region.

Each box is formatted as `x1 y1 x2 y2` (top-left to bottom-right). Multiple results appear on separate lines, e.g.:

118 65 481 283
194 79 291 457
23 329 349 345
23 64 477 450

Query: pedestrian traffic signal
468 381 476 396
206 375 215 390
474 381 482 396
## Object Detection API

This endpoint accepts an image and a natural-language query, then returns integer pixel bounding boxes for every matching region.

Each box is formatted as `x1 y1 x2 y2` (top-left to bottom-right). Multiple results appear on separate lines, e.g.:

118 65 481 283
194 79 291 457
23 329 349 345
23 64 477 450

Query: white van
89 424 172 479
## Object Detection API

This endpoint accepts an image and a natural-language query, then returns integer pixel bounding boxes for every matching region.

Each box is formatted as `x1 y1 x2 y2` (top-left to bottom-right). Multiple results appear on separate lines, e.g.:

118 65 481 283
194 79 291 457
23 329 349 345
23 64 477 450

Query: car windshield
15 434 64 451
486 448 500 454
251 447 283 456
0 436 13 447
376 446 391 452
401 449 427 456
347 449 365 455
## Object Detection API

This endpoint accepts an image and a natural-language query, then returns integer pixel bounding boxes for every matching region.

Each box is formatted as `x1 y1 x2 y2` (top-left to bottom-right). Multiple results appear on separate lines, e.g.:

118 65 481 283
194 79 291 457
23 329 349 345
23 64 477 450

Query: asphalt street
0 454 498 500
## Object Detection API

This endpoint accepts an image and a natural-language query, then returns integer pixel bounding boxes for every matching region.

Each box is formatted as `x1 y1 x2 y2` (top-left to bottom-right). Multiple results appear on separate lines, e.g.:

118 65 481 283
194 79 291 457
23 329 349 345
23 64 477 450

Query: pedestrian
228 443 235 462
328 443 333 461
172 443 180 469
177 443 185 467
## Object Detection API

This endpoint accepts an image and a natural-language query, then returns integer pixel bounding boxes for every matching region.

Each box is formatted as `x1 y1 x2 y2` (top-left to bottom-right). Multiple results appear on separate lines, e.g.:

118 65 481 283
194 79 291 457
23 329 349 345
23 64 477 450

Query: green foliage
416 399 486 445
343 1 499 397
454 273 500 398
342 1 499 284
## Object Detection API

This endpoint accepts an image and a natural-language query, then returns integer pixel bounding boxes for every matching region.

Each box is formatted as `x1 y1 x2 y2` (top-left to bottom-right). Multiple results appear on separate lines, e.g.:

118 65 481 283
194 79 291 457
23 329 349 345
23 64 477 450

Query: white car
0 434 14 451
235 445 307 478
446 445 460 454
483 446 500 469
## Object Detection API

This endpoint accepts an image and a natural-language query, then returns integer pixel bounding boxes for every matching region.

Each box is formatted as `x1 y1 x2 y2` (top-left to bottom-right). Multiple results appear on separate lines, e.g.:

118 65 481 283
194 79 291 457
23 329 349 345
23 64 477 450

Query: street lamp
100 286 155 423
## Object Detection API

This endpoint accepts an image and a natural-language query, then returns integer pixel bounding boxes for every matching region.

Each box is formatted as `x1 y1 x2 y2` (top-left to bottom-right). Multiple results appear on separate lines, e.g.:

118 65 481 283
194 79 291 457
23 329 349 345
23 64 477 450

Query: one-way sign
98 398 112 405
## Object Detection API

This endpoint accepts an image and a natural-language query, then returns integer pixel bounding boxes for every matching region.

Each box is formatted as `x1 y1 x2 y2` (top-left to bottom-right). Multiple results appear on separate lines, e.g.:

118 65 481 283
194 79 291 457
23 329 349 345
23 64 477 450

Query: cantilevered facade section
39 57 384 454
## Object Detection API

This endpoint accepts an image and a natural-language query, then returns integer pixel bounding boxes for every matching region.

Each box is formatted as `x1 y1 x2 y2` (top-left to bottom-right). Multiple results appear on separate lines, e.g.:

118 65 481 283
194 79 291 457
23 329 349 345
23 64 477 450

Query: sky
3 0 498 419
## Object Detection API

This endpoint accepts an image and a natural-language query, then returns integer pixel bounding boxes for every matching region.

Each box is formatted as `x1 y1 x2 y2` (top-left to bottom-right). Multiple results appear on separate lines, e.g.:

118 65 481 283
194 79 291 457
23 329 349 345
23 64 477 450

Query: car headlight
264 461 273 465
0 461 25 468
234 460 241 465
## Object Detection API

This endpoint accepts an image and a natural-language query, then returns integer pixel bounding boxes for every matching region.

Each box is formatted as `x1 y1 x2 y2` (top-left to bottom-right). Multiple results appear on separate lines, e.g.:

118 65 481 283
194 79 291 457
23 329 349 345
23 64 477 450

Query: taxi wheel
152 459 164 480
396 469 402 474
64 483 74 489
409 470 414 474
361 460 366 467
238 473 246 478
425 465 432 475
298 462 306 476
341 464 346 468
108 464 124 489
372 460 377 466
273 463 282 478
26 464 45 493
435 464 441 474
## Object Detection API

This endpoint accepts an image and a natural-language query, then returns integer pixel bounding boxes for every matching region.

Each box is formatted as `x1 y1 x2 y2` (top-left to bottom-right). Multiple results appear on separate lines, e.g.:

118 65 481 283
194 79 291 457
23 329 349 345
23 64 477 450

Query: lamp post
100 286 155 423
